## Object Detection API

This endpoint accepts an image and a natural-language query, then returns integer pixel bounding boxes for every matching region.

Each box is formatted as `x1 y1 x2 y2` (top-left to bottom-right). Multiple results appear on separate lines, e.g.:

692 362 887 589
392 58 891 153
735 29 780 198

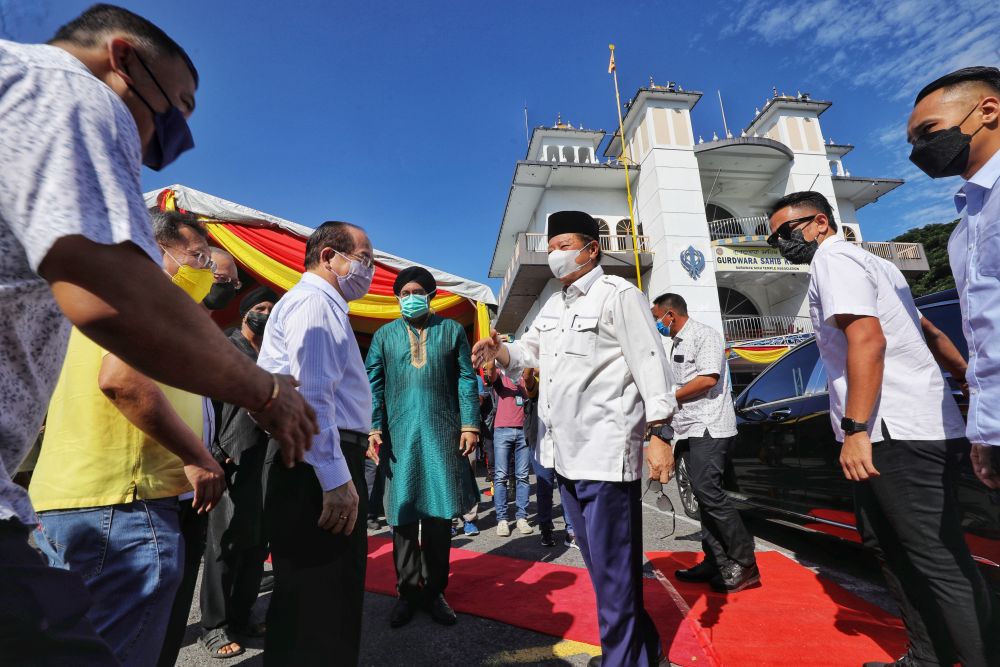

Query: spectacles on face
643 479 676 540
160 245 215 271
766 215 818 247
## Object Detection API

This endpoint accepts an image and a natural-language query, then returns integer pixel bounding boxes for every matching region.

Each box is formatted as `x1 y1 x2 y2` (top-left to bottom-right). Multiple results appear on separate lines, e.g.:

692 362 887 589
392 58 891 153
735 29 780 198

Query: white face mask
547 244 594 279
332 252 374 301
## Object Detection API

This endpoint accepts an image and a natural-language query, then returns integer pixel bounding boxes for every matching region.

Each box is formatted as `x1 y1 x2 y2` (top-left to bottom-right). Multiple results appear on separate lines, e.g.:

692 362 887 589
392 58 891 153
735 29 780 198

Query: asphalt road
173 470 894 667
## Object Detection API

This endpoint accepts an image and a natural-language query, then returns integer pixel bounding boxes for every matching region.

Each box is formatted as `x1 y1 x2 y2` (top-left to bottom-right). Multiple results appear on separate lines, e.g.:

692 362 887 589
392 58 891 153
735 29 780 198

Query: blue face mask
656 320 671 337
126 51 195 171
400 293 430 320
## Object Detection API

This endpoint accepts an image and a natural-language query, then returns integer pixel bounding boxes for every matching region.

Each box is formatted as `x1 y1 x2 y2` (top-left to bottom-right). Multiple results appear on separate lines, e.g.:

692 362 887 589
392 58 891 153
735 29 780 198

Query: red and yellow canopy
153 187 493 344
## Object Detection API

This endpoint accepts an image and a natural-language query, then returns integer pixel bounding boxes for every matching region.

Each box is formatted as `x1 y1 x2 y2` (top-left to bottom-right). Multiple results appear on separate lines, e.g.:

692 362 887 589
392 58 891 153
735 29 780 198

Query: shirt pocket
565 313 600 357
978 229 1000 278
536 316 559 355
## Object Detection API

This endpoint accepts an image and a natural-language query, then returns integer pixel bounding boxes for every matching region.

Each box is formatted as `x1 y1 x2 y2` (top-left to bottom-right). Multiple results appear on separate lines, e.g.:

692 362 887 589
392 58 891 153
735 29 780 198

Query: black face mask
245 310 269 336
909 104 983 179
204 282 237 310
775 228 819 265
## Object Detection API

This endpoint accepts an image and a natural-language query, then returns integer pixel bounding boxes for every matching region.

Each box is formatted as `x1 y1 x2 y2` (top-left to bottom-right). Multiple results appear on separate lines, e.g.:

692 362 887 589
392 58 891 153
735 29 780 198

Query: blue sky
4 0 999 289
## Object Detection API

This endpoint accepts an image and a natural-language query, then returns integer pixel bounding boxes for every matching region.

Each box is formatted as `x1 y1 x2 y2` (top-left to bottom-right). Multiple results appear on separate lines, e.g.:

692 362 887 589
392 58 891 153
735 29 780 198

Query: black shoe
389 597 416 628
259 573 274 593
424 593 457 626
367 517 381 531
541 528 554 547
862 651 918 667
675 560 719 583
710 561 761 593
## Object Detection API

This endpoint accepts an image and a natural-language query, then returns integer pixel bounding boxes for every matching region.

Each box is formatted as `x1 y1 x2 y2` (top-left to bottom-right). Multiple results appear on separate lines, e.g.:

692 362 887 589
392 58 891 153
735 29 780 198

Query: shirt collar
955 147 1000 213
565 266 604 298
301 271 348 313
813 233 844 259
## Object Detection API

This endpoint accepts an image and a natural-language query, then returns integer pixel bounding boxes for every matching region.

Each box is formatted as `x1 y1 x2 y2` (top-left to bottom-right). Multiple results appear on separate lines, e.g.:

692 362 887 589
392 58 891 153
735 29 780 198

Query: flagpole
609 44 643 291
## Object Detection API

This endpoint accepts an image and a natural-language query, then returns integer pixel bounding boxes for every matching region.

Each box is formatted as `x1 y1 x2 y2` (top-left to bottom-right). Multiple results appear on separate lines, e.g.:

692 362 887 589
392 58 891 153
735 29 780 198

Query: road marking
483 639 601 664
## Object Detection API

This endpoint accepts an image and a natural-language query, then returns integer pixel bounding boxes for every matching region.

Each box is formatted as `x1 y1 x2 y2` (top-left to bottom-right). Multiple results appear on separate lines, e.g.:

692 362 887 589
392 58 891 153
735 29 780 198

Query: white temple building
488 84 927 383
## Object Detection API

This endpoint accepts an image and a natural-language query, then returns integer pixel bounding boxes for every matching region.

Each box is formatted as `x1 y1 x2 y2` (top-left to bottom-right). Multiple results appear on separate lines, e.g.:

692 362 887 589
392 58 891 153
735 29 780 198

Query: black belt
339 429 368 451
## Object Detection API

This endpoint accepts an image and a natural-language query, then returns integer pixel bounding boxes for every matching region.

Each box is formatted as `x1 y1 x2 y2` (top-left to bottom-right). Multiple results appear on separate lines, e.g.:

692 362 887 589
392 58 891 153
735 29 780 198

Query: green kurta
366 315 480 526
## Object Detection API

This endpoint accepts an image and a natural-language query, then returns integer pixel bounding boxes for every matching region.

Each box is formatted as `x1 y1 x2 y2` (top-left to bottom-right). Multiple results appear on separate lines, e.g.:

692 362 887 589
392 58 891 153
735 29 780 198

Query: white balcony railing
708 215 770 241
723 315 814 343
861 241 923 261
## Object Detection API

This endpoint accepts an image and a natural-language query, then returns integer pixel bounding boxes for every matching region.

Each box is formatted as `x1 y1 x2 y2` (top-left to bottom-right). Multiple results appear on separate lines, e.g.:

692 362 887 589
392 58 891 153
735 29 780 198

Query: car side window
920 302 968 361
741 341 822 406
804 355 828 395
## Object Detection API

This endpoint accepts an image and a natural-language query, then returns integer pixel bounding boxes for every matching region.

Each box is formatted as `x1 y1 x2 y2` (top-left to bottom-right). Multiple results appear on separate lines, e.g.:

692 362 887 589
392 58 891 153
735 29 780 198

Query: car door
731 341 821 510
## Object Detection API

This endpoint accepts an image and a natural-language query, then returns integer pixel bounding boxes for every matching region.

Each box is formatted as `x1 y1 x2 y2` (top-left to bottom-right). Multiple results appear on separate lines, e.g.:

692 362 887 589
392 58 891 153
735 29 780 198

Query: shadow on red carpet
646 551 908 667
365 536 713 665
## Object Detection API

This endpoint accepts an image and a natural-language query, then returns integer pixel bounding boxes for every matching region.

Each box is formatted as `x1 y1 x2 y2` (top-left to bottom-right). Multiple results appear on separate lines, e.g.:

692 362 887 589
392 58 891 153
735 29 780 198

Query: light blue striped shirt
258 272 372 490
949 147 1000 447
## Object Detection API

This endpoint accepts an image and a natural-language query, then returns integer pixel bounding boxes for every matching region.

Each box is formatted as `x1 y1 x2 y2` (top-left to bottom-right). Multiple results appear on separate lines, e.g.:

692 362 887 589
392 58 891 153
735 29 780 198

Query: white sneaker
496 520 510 537
517 518 532 534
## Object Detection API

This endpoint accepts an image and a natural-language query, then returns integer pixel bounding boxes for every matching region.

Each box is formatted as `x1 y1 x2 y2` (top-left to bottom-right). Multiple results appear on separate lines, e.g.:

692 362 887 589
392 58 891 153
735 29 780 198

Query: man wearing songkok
366 265 480 629
472 210 677 667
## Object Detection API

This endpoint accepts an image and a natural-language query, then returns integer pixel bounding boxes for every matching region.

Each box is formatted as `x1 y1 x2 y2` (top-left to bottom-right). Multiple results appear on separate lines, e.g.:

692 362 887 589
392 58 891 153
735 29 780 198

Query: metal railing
708 215 770 241
861 241 923 261
723 315 814 343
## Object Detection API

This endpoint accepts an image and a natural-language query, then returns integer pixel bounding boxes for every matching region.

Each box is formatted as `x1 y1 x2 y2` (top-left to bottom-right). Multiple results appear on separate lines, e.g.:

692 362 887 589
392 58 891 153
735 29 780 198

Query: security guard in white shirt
473 211 676 667
769 191 997 667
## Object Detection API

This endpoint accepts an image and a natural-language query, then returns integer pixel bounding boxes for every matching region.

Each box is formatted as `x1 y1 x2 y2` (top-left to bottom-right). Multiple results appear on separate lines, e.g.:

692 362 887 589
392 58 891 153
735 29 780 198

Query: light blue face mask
400 293 430 320
656 320 671 337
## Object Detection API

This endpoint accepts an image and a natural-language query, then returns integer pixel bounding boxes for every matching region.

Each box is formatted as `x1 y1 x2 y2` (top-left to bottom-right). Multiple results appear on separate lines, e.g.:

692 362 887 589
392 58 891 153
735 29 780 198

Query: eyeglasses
766 215 818 247
160 245 215 272
643 478 676 540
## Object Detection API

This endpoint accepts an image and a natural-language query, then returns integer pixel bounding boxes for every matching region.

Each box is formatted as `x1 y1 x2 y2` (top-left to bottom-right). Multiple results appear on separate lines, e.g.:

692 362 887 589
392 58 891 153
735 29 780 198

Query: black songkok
547 210 599 241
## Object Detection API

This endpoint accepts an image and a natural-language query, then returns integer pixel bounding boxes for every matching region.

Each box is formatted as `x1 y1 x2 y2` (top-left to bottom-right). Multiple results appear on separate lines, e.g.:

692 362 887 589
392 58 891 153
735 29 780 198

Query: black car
674 289 1000 587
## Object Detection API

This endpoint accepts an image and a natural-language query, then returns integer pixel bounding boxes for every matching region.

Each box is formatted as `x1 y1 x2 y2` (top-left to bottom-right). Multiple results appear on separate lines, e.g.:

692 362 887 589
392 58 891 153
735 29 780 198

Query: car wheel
676 450 700 520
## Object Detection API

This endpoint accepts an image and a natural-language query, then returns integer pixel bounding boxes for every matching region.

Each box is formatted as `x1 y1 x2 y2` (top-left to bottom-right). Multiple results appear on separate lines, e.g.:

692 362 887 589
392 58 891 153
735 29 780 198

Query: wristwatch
647 423 675 442
840 417 868 434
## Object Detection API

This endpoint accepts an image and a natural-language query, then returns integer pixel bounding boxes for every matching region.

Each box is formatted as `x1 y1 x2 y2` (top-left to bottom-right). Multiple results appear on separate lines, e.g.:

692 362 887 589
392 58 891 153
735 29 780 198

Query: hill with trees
892 220 959 297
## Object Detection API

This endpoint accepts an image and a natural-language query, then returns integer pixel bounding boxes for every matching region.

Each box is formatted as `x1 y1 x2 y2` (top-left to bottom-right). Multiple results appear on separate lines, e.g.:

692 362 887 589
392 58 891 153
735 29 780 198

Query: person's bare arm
99 354 224 512
39 236 317 466
675 375 719 403
836 314 886 481
921 316 969 397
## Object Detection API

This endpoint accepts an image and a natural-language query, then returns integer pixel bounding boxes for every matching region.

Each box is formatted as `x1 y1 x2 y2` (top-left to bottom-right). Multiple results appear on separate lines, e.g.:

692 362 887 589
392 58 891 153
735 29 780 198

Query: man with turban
366 266 480 629
195 284 277 658
472 211 677 666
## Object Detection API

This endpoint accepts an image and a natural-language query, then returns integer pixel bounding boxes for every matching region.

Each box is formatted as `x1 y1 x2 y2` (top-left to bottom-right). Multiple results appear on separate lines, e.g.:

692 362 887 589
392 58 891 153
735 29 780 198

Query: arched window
843 227 858 243
705 203 736 222
614 219 634 251
595 218 610 236
718 287 759 319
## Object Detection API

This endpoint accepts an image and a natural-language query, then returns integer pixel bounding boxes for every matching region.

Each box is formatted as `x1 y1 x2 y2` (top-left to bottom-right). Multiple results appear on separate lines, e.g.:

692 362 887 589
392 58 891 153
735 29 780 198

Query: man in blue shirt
908 67 1000 491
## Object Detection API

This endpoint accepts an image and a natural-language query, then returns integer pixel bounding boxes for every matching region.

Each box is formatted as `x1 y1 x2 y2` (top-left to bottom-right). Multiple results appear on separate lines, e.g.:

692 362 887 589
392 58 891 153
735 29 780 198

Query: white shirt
808 236 965 443
666 318 737 439
0 41 159 525
258 272 372 491
503 267 677 482
949 147 1000 447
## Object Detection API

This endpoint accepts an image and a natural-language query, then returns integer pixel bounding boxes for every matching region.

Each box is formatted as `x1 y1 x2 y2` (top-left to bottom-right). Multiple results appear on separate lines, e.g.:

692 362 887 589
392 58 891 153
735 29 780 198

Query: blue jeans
531 456 573 534
493 427 530 521
35 498 183 667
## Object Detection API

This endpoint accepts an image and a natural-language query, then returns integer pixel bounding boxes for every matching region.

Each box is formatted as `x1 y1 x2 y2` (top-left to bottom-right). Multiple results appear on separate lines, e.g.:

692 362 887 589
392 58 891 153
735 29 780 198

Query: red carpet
646 551 908 666
365 536 714 665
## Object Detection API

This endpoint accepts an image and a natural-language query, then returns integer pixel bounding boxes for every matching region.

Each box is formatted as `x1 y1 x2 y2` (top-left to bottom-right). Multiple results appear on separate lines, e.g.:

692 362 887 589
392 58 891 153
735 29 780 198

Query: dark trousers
157 499 208 667
393 518 453 600
0 521 119 666
558 476 660 667
263 435 369 667
201 443 269 632
855 436 997 667
686 432 755 568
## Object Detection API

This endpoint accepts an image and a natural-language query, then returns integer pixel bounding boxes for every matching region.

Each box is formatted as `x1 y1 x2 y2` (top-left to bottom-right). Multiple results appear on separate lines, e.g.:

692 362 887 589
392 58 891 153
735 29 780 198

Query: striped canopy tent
144 185 495 348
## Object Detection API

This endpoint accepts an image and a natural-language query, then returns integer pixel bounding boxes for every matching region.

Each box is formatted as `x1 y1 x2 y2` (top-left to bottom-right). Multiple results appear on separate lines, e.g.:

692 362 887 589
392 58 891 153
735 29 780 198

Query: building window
843 227 858 243
718 287 759 319
596 219 609 236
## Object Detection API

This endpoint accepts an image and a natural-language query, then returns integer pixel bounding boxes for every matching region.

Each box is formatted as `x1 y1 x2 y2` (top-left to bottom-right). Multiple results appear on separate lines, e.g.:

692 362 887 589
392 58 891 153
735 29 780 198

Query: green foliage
892 220 959 297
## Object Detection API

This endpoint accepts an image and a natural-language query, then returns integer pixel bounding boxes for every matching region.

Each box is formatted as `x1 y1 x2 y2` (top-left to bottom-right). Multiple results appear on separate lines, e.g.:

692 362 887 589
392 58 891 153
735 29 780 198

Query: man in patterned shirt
0 6 316 663
651 293 759 593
